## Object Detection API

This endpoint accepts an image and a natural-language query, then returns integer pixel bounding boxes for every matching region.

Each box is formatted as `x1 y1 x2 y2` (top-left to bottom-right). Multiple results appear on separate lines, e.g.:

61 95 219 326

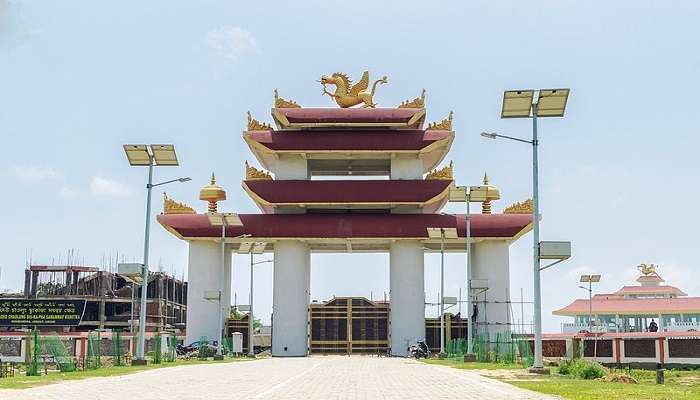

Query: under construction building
18 265 187 333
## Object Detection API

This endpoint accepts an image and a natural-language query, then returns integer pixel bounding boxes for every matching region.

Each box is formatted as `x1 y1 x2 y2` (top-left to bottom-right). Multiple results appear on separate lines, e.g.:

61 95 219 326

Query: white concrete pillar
186 240 222 344
223 245 233 320
272 155 309 180
390 157 423 180
389 240 425 356
472 240 511 338
272 240 310 356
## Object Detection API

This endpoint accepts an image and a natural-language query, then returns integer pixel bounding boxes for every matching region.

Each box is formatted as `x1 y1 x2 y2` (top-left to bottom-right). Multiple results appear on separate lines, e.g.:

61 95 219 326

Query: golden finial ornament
245 161 273 180
247 111 272 131
274 89 301 108
398 89 426 109
503 198 533 214
163 193 196 214
482 173 493 214
319 71 388 108
199 173 227 213
426 111 453 130
426 161 453 180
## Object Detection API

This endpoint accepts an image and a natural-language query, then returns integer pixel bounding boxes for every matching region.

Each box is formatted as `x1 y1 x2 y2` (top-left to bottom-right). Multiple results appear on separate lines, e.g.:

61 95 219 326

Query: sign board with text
0 299 87 326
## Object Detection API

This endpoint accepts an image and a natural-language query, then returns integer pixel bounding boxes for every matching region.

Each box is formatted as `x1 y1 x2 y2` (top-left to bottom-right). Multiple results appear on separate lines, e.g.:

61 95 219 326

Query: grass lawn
420 358 526 370
0 358 252 390
510 371 700 400
423 358 700 400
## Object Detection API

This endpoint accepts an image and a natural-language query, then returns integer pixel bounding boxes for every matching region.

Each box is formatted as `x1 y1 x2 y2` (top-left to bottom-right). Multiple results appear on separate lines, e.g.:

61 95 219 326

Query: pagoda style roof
157 213 532 252
242 179 453 214
244 129 453 174
271 108 426 130
553 297 700 316
613 285 687 297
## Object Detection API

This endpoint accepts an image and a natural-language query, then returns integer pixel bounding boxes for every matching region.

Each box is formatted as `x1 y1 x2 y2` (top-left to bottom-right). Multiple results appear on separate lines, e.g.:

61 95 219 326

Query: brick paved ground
0 356 558 400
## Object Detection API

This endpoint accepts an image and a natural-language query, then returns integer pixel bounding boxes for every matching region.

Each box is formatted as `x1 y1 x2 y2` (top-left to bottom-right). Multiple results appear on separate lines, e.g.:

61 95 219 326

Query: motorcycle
408 340 430 359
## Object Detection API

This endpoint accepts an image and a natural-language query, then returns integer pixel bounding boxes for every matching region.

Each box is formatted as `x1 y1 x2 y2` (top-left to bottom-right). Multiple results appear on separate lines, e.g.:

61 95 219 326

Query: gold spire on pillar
199 173 227 213
482 172 492 214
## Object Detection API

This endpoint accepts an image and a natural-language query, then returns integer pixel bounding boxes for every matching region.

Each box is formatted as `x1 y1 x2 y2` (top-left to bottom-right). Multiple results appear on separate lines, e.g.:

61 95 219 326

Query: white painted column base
390 240 425 356
472 240 511 339
186 241 224 344
272 241 310 357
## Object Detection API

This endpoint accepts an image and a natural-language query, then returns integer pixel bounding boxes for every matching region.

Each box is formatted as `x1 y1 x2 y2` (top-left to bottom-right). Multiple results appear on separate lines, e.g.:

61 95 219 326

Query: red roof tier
553 297 700 316
242 179 453 214
272 108 426 130
244 129 452 174
158 213 532 245
613 285 687 297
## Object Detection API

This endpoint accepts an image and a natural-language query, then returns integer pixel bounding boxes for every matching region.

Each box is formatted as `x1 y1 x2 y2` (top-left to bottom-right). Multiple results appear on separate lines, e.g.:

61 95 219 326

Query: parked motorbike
408 340 430 359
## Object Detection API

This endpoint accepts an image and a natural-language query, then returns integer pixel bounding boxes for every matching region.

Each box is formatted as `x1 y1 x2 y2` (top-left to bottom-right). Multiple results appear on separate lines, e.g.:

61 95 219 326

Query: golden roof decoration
247 111 272 131
245 161 273 181
274 89 301 109
320 70 388 108
163 193 196 215
426 161 453 180
482 173 493 214
426 111 453 130
503 198 533 214
398 89 426 109
638 263 658 276
199 173 227 213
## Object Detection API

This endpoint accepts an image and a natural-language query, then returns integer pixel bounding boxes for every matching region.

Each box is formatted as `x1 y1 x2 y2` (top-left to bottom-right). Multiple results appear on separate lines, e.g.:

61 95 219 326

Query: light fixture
480 132 498 139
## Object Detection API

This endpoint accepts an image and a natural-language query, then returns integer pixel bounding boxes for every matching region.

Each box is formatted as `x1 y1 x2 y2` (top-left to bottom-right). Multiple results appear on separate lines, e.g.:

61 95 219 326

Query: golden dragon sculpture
320 71 388 108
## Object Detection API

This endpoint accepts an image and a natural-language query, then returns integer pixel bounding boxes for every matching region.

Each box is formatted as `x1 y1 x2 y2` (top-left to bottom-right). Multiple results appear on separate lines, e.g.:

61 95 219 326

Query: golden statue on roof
320 70 388 108
638 263 658 275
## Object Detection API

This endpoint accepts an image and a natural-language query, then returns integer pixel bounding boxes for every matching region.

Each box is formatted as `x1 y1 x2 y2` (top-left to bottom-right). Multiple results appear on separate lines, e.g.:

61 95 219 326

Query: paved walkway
1 356 558 400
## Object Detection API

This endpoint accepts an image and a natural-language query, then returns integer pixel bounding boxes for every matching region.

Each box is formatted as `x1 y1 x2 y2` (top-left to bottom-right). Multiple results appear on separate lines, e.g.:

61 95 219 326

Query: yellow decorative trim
398 89 426 109
426 111 453 131
163 193 196 214
247 111 271 131
503 198 533 214
245 161 272 180
274 89 301 109
426 161 453 180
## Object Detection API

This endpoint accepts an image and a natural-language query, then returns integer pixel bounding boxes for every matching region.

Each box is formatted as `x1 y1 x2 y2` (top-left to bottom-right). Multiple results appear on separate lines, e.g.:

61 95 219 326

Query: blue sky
1 1 698 332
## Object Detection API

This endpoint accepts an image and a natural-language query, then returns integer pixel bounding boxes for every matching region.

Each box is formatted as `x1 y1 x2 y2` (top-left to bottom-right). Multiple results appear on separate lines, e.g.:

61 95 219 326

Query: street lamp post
123 144 189 365
449 184 499 361
579 274 601 332
482 88 570 372
237 242 267 357
207 213 246 360
427 227 457 357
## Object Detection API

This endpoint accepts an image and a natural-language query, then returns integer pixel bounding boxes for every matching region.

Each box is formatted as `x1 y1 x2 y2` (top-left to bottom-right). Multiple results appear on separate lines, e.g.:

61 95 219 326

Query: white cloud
12 166 59 183
90 175 130 198
59 187 79 199
206 26 260 62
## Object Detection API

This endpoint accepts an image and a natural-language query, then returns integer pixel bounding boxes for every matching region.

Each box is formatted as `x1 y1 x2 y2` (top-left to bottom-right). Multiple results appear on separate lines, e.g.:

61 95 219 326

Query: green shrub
558 359 605 380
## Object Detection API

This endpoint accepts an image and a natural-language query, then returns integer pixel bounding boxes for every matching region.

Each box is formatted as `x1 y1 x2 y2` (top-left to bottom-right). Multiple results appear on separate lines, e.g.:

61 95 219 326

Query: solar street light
238 242 267 357
427 227 457 357
579 274 602 333
122 143 187 365
482 88 572 372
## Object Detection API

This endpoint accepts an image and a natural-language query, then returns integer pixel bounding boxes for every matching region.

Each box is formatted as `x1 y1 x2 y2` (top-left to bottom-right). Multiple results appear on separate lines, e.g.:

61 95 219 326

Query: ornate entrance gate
309 297 389 355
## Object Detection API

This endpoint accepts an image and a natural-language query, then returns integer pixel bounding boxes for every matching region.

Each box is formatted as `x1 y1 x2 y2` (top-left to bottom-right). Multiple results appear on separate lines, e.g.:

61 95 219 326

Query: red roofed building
554 265 700 333
157 75 533 356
